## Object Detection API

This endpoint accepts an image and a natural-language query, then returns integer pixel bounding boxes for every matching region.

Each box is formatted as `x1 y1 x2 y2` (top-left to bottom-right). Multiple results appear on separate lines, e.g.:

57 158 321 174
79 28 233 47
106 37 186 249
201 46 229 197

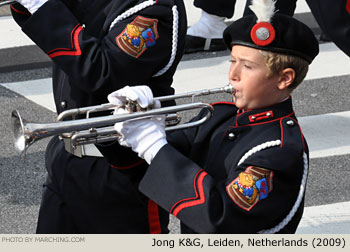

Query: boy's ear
278 68 295 90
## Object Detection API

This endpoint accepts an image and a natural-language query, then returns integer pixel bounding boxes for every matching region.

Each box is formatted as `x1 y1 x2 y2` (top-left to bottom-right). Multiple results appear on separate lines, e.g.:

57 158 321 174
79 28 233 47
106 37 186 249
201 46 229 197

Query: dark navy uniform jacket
139 98 309 233
11 0 187 233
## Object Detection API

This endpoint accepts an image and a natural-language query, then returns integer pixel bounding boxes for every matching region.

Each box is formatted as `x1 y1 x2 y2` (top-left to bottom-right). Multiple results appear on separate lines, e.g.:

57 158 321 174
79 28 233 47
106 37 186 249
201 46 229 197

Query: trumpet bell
11 110 28 155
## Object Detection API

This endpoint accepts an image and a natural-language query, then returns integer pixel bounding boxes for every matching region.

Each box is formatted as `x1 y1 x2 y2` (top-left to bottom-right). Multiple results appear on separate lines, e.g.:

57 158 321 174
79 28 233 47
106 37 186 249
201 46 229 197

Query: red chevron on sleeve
10 4 30 15
170 170 208 217
47 24 83 58
347 0 350 15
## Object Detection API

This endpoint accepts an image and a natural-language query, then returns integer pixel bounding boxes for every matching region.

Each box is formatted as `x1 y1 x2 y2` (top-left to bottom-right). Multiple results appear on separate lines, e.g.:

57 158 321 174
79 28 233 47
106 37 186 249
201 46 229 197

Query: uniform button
228 132 236 140
61 101 67 109
286 120 295 127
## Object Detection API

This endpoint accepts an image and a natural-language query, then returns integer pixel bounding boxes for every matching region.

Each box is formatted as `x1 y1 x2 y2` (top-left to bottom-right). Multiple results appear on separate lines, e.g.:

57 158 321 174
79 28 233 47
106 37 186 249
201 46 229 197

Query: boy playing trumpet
107 0 319 233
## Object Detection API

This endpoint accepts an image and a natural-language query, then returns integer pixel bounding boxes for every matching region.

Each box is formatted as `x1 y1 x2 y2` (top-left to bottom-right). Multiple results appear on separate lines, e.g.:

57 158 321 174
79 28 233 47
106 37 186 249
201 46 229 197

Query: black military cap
223 1 319 63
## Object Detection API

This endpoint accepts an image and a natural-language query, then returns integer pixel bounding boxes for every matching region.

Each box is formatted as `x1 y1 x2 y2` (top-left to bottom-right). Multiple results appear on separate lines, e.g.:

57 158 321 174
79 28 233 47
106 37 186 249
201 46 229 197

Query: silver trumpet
12 84 235 155
0 1 15 7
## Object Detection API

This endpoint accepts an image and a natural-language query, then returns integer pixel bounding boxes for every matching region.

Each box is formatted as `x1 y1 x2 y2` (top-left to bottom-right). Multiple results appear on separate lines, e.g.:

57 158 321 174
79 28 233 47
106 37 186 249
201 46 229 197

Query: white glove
107 85 155 109
115 116 167 164
16 0 48 14
108 85 167 164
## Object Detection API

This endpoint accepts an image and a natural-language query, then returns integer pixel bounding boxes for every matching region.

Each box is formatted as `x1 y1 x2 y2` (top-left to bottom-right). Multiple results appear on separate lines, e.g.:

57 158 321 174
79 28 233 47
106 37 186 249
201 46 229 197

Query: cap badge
250 22 275 46
256 27 270 40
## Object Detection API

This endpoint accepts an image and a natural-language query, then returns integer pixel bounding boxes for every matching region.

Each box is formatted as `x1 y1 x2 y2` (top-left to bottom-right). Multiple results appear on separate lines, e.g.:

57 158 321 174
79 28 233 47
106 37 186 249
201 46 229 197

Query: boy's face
229 45 283 110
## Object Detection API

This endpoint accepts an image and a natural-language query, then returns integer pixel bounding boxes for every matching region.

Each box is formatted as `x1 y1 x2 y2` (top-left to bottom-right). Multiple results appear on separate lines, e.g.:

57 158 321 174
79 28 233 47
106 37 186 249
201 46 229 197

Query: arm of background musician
10 0 185 95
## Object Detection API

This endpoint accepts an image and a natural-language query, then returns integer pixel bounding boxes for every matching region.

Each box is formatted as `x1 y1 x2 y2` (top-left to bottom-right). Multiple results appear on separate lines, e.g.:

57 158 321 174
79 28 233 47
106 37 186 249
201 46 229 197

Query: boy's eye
244 64 252 69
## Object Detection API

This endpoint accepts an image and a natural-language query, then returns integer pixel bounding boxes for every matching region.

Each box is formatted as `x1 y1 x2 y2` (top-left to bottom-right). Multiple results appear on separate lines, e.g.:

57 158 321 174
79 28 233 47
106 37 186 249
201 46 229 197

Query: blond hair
259 50 309 89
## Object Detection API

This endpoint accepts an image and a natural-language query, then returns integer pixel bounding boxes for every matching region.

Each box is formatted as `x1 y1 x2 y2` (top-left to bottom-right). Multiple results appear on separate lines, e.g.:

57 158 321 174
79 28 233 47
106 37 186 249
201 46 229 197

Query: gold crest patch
226 166 273 211
116 16 159 58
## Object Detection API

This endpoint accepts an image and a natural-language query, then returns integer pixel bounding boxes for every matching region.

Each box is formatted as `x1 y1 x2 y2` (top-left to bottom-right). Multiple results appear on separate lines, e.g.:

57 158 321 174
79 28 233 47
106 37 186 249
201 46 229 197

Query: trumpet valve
124 99 150 113
165 113 181 126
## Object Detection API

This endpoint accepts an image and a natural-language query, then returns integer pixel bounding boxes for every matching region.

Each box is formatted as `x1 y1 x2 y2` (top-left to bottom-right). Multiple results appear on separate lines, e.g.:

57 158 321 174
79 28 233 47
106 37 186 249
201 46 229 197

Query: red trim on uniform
48 25 83 58
279 118 284 147
234 111 294 128
148 199 162 234
171 171 208 217
235 108 253 127
110 159 145 170
169 170 202 213
10 4 30 15
211 101 235 106
346 0 350 15
249 110 274 122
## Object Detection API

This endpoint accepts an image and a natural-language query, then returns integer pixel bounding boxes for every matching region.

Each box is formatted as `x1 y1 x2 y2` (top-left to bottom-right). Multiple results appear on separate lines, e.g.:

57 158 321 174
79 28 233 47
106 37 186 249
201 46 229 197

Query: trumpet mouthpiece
224 84 236 95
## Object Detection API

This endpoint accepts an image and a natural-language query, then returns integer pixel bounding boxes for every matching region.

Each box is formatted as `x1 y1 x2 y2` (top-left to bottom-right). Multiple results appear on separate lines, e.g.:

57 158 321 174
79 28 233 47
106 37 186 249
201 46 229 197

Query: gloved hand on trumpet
108 85 168 164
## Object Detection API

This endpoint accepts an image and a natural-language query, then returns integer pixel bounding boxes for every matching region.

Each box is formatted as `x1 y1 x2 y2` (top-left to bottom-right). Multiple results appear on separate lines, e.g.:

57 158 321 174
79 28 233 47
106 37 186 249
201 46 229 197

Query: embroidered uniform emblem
116 16 159 58
226 166 273 211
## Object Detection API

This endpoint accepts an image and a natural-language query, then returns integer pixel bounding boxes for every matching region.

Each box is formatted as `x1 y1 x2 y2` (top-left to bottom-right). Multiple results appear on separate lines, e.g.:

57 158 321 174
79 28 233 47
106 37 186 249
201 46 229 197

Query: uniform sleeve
12 0 179 95
139 118 308 234
10 3 31 25
165 108 210 157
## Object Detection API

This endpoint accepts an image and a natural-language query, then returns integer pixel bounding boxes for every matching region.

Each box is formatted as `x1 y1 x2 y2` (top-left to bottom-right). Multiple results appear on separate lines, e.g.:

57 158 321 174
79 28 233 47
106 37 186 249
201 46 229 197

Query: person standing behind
305 0 350 57
185 0 297 53
107 0 319 233
10 0 187 233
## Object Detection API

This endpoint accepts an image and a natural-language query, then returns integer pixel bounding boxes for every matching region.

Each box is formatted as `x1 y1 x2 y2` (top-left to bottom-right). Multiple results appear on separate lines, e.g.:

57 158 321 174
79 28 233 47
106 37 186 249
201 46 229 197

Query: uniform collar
235 97 295 127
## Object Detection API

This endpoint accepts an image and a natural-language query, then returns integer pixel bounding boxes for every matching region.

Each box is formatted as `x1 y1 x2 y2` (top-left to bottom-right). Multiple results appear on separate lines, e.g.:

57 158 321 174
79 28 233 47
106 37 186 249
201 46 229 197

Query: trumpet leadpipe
156 84 235 102
56 84 235 121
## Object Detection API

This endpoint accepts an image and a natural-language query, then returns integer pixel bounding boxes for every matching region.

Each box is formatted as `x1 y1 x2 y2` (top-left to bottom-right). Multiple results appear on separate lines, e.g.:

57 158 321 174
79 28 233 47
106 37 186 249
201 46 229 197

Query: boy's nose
229 64 240 82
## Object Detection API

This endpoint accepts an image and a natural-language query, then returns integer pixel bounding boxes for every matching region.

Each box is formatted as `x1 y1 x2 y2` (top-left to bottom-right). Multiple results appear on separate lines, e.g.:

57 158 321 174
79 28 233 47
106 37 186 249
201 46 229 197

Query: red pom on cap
250 22 275 46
